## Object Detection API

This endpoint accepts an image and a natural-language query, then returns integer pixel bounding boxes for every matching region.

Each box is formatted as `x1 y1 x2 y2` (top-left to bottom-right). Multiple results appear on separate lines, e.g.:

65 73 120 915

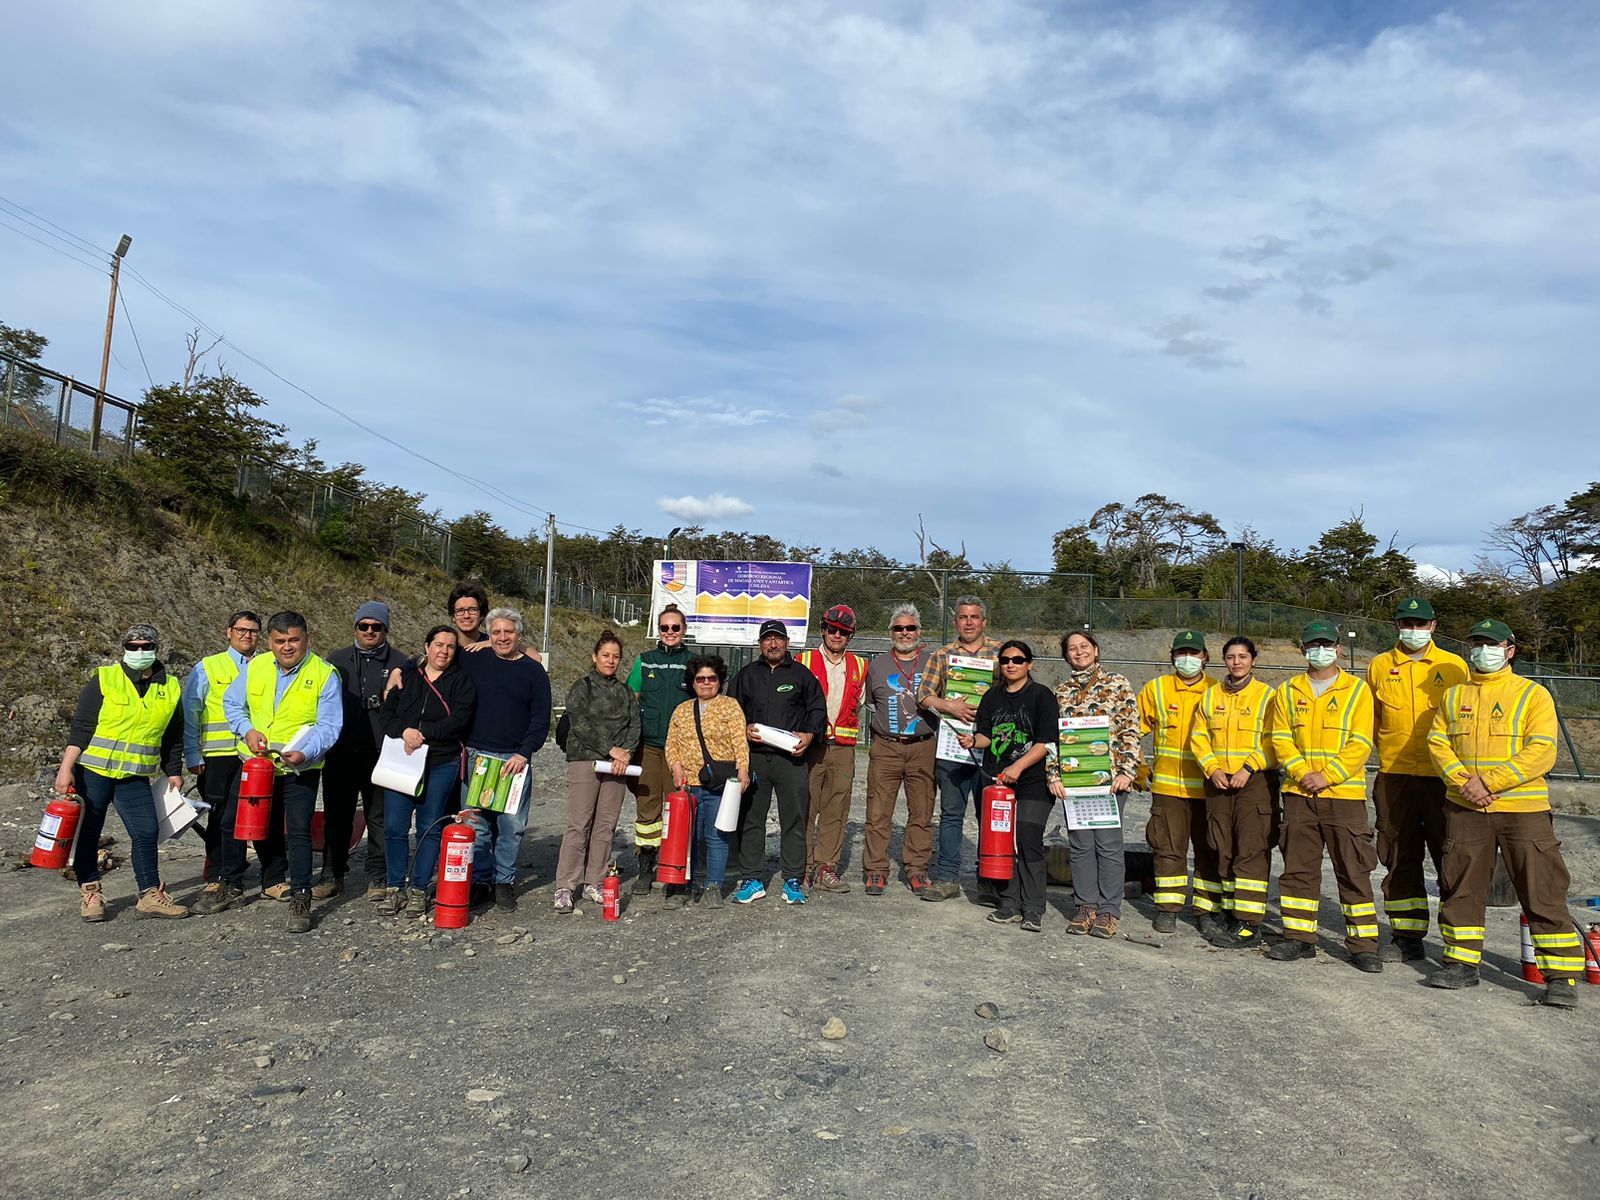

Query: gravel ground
2 753 1598 1200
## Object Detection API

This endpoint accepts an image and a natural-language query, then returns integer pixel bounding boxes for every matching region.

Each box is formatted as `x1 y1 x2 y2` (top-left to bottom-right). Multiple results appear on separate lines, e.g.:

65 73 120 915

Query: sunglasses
659 623 684 632
693 675 719 684
355 622 386 632
824 625 851 636
890 624 919 632
124 642 156 651
997 654 1030 665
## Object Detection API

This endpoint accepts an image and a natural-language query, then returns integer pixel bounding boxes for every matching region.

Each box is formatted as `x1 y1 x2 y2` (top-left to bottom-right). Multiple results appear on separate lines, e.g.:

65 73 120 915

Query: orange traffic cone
1519 913 1544 984
1584 924 1600 985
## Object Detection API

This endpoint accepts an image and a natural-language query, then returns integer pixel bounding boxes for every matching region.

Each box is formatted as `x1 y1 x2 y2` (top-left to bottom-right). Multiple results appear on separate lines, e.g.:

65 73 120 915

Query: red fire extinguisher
603 862 621 922
978 783 1016 881
1583 923 1600 986
433 817 477 930
31 789 82 870
655 789 696 885
234 755 276 842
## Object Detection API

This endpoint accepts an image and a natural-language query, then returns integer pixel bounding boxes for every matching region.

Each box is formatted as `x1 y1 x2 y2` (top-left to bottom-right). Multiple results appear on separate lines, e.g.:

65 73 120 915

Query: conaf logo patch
776 684 795 693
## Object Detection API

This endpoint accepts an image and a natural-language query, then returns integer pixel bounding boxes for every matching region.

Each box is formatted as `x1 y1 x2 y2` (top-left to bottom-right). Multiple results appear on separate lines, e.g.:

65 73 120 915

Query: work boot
700 885 723 909
1218 923 1261 949
1198 911 1228 940
663 887 686 911
311 875 344 900
136 885 189 919
1379 938 1427 964
262 883 291 902
406 889 429 915
495 883 517 912
1266 940 1316 962
200 880 225 898
79 881 107 922
1152 911 1178 935
812 865 851 894
198 885 245 915
633 850 656 896
1540 978 1580 1008
365 882 388 902
921 880 963 903
382 887 405 914
1421 963 1480 990
1351 952 1383 974
286 890 312 933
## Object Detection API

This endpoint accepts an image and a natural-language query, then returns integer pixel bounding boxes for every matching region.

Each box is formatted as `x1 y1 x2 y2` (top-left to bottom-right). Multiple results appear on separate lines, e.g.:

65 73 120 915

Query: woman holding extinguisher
664 654 751 909
956 640 1057 932
378 625 477 915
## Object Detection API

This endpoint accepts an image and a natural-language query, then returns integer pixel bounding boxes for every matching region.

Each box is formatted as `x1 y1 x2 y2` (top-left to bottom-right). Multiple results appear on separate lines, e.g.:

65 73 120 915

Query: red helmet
822 604 857 633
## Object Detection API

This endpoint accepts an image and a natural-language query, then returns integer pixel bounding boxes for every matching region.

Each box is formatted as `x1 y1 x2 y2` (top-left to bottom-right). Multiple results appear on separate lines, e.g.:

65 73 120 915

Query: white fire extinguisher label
991 801 1013 833
36 812 62 850
443 844 470 882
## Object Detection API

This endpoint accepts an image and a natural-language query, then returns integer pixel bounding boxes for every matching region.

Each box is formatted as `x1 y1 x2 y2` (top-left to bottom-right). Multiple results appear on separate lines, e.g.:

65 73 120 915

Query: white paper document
592 761 644 777
1059 791 1121 831
152 781 203 843
371 736 427 796
749 724 802 754
715 777 743 832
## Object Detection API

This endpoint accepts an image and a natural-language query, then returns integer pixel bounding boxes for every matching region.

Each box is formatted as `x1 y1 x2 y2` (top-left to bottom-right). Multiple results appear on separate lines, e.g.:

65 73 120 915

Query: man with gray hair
861 603 937 895
916 595 1002 902
457 606 552 911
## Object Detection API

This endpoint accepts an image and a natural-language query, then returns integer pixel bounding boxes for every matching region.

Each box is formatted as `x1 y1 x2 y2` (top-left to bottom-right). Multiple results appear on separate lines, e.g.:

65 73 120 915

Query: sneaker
582 883 605 905
1151 911 1178 934
782 878 807 905
554 887 574 914
812 866 851 894
663 888 686 911
494 883 517 912
1089 912 1120 939
406 889 429 915
905 873 930 897
365 883 388 902
198 885 245 915
1379 938 1427 964
1421 962 1479 990
1265 940 1316 962
1066 905 1096 936
1351 951 1384 974
987 910 1022 924
262 883 291 902
921 879 963 903
1541 978 1580 1008
732 879 767 905
1020 916 1042 933
136 885 189 919
286 890 312 933
79 882 107 922
863 872 887 896
701 885 724 909
382 887 405 914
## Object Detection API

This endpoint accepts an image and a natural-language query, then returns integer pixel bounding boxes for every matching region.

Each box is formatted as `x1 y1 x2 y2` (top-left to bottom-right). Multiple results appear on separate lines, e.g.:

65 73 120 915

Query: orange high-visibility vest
795 648 868 745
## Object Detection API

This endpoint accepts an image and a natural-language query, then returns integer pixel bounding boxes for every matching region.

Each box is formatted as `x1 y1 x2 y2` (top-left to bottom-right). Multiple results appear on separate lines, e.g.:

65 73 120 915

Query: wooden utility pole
92 233 132 453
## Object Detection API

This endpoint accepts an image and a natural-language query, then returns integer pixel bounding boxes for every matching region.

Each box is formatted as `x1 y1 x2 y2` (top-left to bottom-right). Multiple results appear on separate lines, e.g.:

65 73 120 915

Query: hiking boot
1066 905 1096 936
1020 916 1042 933
1541 978 1580 1009
200 880 225 898
381 887 405 914
79 881 107 922
136 885 189 919
198 885 246 915
811 865 850 894
1379 938 1427 964
582 883 604 905
554 888 574 914
987 909 1022 925
863 872 887 896
1266 940 1316 962
365 882 388 902
663 887 686 911
1422 962 1480 990
1090 911 1120 939
733 879 767 904
406 889 429 915
700 885 723 909
311 875 344 900
633 851 656 896
782 878 807 905
921 880 963 903
286 890 312 933
1351 952 1384 974
495 883 517 912
906 872 930 897
1152 911 1178 934
262 883 291 902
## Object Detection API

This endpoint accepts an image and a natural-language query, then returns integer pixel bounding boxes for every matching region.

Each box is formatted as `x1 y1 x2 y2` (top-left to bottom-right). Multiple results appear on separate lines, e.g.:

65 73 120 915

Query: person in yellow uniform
1366 597 1469 961
1423 618 1582 1007
1138 631 1219 935
1266 619 1381 972
1189 636 1276 948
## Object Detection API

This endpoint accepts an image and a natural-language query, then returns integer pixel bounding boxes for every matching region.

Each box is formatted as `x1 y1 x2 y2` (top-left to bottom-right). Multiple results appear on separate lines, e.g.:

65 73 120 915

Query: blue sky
2 1 1596 577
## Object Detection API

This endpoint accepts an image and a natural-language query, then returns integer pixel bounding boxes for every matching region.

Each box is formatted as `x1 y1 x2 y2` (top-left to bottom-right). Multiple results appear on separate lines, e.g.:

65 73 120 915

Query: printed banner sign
652 560 812 646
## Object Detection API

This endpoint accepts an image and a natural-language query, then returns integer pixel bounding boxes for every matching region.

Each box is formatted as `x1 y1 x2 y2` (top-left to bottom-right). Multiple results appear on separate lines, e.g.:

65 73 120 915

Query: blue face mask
1304 646 1338 669
1470 645 1508 673
123 649 156 671
1173 654 1204 678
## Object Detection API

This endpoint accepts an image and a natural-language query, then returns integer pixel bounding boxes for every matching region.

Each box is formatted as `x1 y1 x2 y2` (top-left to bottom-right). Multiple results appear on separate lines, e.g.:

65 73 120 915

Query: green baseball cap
1171 630 1206 652
1394 597 1435 621
1468 617 1514 644
1301 619 1339 644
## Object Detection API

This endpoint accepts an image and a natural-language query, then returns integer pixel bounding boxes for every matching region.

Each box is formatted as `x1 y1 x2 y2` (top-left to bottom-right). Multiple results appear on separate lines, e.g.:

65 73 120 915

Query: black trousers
198 755 242 880
218 768 322 893
321 747 385 883
738 749 811 882
1000 790 1053 922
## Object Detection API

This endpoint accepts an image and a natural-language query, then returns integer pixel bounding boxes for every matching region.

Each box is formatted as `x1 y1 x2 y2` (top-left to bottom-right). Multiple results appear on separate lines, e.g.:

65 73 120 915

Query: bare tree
914 514 968 625
1485 507 1571 586
181 328 224 392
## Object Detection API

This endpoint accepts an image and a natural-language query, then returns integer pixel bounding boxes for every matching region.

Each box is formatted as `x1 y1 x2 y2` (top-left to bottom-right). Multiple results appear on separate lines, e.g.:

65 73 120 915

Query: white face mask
1304 646 1338 669
1173 654 1204 679
123 649 156 671
1470 645 1508 673
1397 628 1432 651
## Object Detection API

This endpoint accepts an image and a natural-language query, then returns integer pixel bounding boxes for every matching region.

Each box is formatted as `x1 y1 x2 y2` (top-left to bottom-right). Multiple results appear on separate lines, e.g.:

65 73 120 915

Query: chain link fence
1 350 137 458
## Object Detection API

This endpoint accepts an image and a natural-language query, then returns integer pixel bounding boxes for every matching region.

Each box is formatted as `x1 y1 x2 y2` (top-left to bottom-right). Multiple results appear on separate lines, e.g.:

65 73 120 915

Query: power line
0 216 109 274
116 289 156 390
0 194 106 256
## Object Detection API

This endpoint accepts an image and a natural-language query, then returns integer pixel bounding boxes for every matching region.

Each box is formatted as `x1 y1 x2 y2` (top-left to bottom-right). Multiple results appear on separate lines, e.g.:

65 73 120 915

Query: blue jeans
384 760 460 890
75 768 160 891
933 761 981 881
692 786 732 888
465 799 530 885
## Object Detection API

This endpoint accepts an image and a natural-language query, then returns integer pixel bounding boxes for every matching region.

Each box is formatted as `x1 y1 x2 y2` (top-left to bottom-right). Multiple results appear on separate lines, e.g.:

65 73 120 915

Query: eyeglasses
659 623 684 632
890 624 919 632
356 622 386 632
124 641 156 651
693 675 719 684
997 654 1030 665
230 627 260 636
453 606 480 616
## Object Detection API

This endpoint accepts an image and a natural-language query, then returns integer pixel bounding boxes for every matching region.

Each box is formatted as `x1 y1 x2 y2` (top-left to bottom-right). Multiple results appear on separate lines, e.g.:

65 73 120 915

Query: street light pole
540 512 556 662
1230 541 1246 635
92 234 132 454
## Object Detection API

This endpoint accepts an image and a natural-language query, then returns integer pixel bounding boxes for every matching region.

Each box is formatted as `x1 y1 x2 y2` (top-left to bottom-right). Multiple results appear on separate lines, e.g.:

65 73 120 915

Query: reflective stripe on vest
239 653 336 773
79 664 181 779
199 650 245 756
795 649 868 746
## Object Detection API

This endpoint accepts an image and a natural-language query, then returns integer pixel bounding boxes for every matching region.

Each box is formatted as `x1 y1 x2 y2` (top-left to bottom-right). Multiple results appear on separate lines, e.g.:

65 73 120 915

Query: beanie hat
354 600 391 628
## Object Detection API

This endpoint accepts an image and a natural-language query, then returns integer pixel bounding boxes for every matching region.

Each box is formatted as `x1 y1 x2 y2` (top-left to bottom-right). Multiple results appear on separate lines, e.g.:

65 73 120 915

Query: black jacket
378 664 477 768
729 653 827 747
327 641 408 752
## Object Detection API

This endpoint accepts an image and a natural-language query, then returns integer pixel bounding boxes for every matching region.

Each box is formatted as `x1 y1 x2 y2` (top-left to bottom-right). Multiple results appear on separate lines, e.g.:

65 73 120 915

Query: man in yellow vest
180 610 262 897
1424 618 1582 1007
199 611 343 933
1267 619 1381 971
1366 597 1468 961
795 604 869 893
53 624 188 920
1138 631 1220 935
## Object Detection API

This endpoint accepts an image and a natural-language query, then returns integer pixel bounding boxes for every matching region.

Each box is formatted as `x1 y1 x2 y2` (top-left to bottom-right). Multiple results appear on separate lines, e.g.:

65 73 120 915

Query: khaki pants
632 745 668 851
862 737 936 876
557 761 628 891
1373 772 1447 941
1204 773 1274 926
1438 806 1581 978
804 742 856 874
1278 793 1379 954
1146 792 1221 913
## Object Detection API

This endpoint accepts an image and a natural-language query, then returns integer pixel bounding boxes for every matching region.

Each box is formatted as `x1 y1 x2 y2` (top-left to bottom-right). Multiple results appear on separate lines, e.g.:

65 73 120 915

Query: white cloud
630 396 778 428
1416 563 1464 585
657 493 755 522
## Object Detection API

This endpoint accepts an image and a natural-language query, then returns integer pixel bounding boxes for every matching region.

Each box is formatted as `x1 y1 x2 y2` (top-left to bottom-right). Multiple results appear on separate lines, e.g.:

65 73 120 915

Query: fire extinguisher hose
403 813 462 895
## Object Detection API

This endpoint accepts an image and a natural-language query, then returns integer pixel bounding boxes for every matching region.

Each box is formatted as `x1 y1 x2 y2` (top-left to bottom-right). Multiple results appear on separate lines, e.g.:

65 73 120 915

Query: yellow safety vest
199 650 246 757
238 653 336 773
80 664 180 779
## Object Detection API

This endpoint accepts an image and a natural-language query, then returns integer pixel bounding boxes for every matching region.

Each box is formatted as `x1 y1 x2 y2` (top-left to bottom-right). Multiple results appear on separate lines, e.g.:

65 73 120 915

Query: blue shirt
181 647 253 769
223 655 344 764
458 650 552 758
